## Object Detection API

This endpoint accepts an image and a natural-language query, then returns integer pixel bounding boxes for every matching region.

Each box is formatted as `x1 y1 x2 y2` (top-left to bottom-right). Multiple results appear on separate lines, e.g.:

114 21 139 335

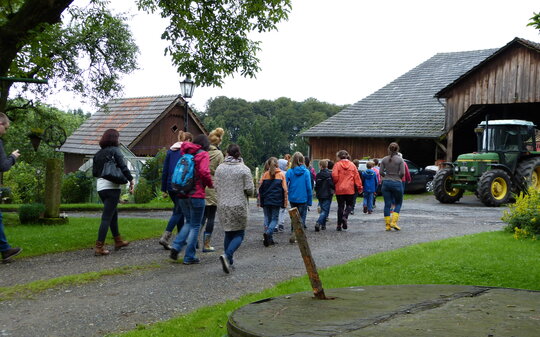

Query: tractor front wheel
478 169 512 207
433 168 464 203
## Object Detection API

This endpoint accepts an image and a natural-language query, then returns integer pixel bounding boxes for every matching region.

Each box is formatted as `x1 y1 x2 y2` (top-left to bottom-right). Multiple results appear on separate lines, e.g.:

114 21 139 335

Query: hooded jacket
315 168 334 200
259 168 288 207
177 142 213 198
332 159 363 195
161 141 183 193
285 165 313 206
361 169 379 193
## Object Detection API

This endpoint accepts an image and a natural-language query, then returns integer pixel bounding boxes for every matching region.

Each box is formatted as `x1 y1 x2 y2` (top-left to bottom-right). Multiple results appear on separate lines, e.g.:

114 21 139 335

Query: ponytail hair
266 157 278 179
388 142 399 161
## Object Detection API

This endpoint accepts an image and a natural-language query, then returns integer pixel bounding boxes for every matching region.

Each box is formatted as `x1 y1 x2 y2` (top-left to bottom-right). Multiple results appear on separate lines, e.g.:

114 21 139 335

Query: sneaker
273 228 278 233
314 223 320 232
342 220 348 230
321 224 326 230
183 258 200 265
169 249 179 261
363 206 368 214
263 233 270 247
219 254 230 274
336 225 342 231
1 247 22 262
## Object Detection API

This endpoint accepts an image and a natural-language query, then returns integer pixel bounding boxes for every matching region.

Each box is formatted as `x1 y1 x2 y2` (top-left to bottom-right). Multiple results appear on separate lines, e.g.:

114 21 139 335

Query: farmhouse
59 95 207 173
301 37 540 167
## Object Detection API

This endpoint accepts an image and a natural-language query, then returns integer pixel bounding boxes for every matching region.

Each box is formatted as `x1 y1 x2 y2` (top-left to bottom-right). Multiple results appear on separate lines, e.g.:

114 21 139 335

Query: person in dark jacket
92 129 134 256
0 113 22 263
169 134 213 264
259 157 288 246
314 159 334 232
158 131 193 250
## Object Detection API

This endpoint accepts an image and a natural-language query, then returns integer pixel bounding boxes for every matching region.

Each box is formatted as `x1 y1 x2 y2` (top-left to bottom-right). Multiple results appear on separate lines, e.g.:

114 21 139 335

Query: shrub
133 178 155 204
3 161 42 203
62 171 94 203
502 187 540 239
19 203 46 224
141 148 167 193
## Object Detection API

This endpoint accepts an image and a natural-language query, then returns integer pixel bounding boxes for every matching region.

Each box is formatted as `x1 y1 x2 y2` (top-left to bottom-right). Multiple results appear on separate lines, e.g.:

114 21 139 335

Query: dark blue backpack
171 150 202 195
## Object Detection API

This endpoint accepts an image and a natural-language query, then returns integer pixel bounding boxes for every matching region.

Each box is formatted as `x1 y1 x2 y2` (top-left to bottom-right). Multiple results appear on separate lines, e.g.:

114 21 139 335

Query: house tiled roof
60 95 199 155
301 48 498 139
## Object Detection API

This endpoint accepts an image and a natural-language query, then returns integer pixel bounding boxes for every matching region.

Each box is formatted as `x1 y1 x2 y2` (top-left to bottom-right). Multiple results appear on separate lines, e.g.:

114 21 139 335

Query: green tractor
433 119 540 206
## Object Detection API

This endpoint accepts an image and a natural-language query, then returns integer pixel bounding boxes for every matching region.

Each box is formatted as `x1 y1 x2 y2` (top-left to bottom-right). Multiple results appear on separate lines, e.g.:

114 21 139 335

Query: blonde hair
178 131 193 142
208 127 224 145
290 152 305 168
265 157 278 179
319 159 329 169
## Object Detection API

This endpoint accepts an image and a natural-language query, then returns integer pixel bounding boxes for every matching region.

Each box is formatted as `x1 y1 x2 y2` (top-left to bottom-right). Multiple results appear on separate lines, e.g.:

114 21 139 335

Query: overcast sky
46 0 540 112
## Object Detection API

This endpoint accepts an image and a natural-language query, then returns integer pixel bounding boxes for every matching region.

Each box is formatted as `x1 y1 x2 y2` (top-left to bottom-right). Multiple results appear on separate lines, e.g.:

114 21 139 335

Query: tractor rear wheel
515 157 540 193
478 169 512 207
433 168 464 203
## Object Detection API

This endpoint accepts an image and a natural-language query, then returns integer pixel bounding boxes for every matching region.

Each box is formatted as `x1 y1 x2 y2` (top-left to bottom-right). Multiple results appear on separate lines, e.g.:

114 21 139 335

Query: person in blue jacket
158 131 192 250
285 152 312 243
361 161 379 214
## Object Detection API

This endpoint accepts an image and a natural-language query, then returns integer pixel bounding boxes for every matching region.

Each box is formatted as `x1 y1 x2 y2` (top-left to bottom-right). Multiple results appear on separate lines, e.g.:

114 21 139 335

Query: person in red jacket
332 150 363 231
169 134 213 264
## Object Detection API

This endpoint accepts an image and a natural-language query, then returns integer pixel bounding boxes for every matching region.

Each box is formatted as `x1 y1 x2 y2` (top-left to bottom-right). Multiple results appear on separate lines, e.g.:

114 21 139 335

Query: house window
171 125 178 133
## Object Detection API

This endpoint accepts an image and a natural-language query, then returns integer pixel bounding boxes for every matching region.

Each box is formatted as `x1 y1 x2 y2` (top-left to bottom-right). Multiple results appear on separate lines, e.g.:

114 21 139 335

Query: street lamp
179 75 195 132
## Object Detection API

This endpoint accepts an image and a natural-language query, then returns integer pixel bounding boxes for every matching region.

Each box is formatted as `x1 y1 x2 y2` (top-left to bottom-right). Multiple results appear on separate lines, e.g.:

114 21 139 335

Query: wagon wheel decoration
42 125 67 149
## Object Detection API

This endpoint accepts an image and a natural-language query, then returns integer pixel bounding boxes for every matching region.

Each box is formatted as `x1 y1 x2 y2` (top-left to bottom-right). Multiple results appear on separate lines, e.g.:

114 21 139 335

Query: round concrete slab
227 285 540 336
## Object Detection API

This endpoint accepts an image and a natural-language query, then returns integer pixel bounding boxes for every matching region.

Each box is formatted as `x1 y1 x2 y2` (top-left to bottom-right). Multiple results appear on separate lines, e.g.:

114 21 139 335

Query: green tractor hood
456 152 499 162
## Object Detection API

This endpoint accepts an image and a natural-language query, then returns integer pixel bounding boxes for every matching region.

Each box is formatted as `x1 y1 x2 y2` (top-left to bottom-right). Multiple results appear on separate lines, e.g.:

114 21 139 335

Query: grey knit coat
214 157 254 232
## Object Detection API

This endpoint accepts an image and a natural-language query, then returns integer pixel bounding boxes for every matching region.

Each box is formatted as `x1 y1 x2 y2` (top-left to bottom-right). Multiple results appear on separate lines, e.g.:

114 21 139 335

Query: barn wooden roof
60 95 206 155
435 37 540 98
301 48 498 139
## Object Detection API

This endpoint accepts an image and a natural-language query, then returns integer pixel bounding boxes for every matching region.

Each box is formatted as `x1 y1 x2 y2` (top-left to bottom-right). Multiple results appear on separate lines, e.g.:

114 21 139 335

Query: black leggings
97 189 121 242
202 205 217 235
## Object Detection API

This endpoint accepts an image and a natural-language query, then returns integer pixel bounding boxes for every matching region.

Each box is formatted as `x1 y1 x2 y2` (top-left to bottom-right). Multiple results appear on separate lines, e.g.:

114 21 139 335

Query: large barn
59 95 207 173
301 37 540 168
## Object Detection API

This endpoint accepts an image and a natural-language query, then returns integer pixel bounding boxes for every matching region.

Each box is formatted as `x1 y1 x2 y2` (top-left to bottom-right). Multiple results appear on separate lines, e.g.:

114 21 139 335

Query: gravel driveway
0 195 507 337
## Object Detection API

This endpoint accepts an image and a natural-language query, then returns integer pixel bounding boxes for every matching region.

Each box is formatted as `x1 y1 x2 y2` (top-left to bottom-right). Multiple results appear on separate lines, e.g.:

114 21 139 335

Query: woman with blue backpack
169 134 213 265
159 131 193 250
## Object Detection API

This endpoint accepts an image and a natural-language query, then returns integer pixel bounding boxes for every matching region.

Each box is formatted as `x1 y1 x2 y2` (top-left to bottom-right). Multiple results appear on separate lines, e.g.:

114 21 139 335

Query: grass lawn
4 216 167 257
115 231 539 337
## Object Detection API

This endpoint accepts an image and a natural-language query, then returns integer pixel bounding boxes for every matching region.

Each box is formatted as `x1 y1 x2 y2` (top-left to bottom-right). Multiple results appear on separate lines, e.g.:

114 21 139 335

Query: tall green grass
116 231 539 337
5 217 167 257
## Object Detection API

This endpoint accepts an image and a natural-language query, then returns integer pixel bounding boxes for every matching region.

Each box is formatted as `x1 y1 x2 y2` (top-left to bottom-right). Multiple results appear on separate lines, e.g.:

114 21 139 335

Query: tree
0 0 291 113
529 12 540 30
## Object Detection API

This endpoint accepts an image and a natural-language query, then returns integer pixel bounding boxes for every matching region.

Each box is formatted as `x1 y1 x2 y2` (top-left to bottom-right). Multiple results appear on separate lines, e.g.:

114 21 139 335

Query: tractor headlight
454 166 459 173
470 167 476 172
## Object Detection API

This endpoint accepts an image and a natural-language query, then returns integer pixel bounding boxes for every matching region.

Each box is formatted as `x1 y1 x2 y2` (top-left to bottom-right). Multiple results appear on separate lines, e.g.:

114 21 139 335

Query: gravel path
0 195 507 337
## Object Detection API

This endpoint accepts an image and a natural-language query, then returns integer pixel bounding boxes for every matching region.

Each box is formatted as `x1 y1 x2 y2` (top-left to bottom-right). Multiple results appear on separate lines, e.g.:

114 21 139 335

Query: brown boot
113 235 129 251
95 241 110 256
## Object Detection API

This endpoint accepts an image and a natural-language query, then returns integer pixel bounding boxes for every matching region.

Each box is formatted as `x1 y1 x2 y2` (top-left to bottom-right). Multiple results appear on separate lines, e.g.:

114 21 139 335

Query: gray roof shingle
301 48 498 138
60 95 186 155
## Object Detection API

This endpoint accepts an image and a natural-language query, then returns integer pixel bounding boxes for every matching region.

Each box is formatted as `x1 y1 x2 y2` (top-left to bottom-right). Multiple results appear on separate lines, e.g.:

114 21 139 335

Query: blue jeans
171 197 205 262
166 192 184 233
224 230 245 265
317 198 331 225
0 212 11 252
363 192 374 212
263 205 281 238
382 180 403 216
289 202 307 231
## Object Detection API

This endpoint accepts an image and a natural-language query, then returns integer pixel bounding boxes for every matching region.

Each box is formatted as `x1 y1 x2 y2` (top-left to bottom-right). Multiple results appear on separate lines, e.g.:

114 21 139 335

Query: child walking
361 162 379 214
314 159 334 231
259 157 288 246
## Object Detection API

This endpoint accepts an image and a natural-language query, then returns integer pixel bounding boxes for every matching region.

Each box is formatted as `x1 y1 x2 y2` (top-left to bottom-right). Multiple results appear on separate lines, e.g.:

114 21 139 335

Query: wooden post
44 158 62 218
289 207 327 300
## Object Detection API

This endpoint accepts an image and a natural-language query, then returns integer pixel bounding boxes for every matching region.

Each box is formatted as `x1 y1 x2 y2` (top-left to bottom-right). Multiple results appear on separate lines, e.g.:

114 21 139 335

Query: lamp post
179 75 195 132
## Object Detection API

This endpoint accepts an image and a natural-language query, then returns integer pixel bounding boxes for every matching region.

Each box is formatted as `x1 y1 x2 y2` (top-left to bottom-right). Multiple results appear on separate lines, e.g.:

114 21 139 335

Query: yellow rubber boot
390 213 401 231
385 216 392 231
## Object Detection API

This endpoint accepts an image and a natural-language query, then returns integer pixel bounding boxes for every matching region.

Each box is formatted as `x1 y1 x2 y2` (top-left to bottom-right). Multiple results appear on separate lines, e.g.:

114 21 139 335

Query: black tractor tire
433 168 464 203
515 157 540 193
478 169 512 207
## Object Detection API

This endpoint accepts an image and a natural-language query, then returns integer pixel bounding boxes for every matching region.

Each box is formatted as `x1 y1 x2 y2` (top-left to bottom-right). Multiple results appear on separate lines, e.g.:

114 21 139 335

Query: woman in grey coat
215 144 254 274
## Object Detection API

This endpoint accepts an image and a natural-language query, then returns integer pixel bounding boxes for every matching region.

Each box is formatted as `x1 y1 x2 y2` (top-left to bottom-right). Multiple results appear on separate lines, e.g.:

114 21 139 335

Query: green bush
133 178 155 204
3 161 42 203
19 203 46 224
141 148 167 193
62 171 94 203
502 187 540 239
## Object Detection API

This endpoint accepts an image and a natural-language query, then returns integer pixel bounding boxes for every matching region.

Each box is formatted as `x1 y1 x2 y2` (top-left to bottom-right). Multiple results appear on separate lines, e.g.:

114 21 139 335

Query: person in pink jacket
169 134 213 264
332 150 363 231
